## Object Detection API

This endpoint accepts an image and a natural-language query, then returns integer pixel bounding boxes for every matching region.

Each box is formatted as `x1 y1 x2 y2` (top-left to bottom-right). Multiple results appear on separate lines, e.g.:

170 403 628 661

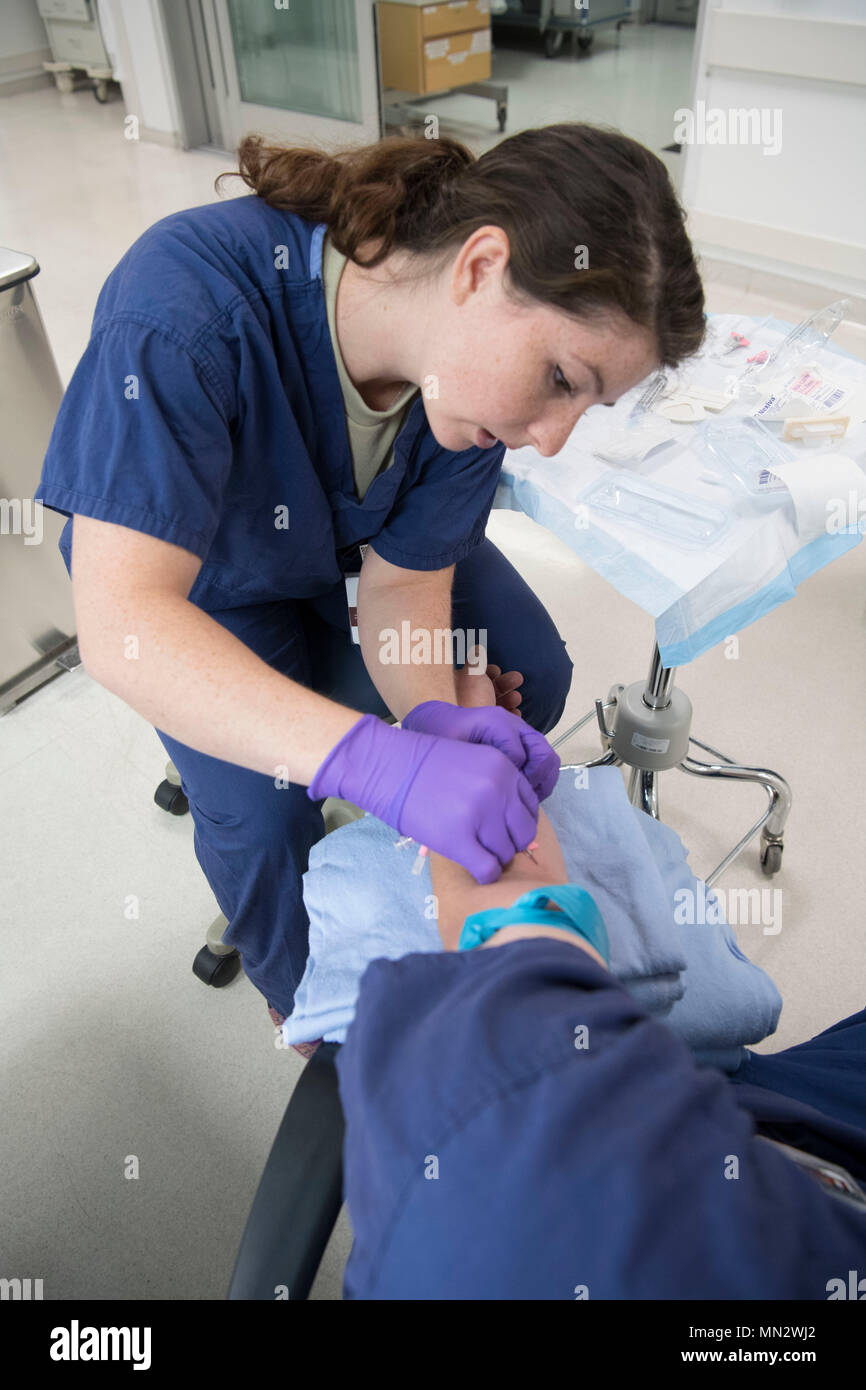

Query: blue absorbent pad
283 766 782 1069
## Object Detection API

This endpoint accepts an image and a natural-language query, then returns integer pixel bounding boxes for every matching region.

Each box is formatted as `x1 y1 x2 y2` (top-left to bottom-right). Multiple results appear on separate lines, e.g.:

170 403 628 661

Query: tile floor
1 22 864 1301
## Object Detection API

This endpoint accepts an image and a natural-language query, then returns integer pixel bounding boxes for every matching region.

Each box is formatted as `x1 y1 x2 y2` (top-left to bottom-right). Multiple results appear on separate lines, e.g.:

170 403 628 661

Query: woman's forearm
82 588 362 784
357 555 458 719
72 514 364 783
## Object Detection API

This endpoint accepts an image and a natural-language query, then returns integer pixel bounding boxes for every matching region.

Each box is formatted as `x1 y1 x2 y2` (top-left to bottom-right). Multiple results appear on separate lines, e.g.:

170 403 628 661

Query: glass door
200 0 382 152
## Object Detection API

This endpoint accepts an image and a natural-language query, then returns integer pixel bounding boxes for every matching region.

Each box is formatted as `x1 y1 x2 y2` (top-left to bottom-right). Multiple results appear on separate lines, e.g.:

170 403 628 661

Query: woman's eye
554 365 574 396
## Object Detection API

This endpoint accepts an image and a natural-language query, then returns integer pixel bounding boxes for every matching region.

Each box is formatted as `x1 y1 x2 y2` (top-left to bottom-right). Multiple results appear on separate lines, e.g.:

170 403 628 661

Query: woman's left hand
402 690 560 802
455 659 522 713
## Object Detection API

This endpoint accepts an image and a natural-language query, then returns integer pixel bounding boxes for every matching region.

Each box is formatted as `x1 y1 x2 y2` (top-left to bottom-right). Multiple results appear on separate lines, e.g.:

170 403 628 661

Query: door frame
163 0 383 155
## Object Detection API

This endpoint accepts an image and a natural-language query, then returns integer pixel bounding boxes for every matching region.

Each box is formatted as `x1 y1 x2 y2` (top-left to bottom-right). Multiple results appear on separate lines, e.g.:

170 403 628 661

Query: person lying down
334 809 866 1300
284 751 783 1066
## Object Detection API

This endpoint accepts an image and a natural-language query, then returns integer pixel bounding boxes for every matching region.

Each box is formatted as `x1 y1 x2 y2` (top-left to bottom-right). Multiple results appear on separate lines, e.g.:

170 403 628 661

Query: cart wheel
192 944 241 988
577 34 594 53
154 778 189 816
544 30 564 58
496 102 507 132
760 841 783 876
93 80 110 103
55 72 75 94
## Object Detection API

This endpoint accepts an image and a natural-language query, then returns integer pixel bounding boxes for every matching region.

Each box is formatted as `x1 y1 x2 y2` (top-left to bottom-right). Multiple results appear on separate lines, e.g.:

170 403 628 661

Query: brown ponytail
218 124 705 369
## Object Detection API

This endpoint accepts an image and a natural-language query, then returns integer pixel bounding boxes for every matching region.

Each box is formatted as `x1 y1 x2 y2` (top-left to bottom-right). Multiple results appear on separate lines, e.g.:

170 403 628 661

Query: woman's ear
450 225 511 305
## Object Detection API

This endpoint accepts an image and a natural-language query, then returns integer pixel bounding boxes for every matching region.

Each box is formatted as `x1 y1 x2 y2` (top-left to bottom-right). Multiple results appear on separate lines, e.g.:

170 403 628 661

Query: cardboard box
378 1 492 94
423 28 491 92
419 1 491 39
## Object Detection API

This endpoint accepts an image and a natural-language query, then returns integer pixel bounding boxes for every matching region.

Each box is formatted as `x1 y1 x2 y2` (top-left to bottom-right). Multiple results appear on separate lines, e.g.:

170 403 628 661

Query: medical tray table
496 312 866 886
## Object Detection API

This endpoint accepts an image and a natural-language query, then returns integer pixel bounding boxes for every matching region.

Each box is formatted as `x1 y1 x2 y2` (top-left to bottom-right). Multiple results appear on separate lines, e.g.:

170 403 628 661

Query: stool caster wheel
760 841 783 876
192 944 241 987
154 779 188 815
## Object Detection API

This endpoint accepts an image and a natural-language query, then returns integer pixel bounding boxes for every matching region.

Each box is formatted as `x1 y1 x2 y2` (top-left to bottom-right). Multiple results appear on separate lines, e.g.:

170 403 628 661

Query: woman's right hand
307 714 539 884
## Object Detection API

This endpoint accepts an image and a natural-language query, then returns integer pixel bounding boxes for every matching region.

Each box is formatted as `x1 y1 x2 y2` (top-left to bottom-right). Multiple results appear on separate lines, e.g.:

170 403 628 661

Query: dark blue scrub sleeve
337 940 866 1300
35 319 234 562
369 434 503 573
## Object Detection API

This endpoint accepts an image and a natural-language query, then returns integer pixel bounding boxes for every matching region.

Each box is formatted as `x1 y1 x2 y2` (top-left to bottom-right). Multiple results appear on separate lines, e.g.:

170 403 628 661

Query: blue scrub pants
156 540 573 1019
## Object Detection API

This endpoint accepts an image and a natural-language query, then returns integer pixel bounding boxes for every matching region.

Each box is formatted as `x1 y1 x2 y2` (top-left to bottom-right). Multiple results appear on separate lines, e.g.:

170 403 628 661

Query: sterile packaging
581 471 729 549
695 416 792 502
782 414 851 445
653 386 730 422
593 416 676 466
750 362 866 425
628 370 670 420
629 339 751 425
738 299 849 400
704 315 771 364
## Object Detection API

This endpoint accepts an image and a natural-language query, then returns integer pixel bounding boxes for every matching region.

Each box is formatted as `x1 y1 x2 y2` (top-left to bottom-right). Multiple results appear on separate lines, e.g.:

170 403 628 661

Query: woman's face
420 227 661 456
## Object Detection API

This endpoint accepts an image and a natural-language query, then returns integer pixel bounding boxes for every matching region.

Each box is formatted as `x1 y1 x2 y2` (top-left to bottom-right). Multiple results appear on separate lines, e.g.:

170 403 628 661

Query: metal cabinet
653 0 699 25
36 0 93 22
37 0 114 98
0 251 77 714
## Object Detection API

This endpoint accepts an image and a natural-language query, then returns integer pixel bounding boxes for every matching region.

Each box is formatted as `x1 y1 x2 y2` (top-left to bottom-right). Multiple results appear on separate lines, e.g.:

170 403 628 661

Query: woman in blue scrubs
36 124 705 1022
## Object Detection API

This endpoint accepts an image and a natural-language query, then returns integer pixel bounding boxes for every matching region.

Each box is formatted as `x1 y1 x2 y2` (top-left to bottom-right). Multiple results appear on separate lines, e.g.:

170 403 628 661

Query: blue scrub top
35 196 505 608
337 941 866 1300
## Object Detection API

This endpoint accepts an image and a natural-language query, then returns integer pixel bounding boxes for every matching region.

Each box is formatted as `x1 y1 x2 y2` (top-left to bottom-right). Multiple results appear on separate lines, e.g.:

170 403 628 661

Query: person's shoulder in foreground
337 939 866 1300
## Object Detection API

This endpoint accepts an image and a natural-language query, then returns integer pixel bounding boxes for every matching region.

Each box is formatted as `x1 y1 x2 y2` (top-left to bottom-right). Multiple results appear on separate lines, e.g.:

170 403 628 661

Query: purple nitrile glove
308 714 539 884
401 700 560 802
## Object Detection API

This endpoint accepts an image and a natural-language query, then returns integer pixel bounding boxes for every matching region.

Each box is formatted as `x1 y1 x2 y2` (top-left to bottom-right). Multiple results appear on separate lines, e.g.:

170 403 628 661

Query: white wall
681 0 866 296
0 0 49 55
0 0 50 93
96 0 182 142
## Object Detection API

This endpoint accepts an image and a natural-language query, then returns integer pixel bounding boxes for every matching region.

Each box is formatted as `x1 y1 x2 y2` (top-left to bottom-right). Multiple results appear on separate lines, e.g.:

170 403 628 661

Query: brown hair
219 124 705 369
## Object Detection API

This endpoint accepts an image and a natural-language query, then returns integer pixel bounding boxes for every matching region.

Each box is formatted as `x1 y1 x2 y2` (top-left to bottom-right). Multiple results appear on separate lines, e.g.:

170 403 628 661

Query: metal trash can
0 248 77 713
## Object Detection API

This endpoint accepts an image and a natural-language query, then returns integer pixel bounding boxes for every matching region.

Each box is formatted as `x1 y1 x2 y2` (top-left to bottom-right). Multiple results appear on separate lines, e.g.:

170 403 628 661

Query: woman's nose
528 409 585 458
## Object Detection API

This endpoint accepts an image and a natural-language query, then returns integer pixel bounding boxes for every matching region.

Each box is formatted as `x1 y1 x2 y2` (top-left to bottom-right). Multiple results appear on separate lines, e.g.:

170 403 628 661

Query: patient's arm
431 662 606 965
429 808 608 969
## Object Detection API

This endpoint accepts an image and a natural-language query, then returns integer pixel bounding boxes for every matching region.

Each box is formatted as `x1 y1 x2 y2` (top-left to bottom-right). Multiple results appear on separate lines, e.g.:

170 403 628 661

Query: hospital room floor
1 22 864 1301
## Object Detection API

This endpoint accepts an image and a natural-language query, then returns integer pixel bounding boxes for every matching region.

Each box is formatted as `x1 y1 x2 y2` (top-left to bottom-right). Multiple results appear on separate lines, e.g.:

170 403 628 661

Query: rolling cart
383 82 509 133
492 0 636 59
37 0 118 102
378 0 509 133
